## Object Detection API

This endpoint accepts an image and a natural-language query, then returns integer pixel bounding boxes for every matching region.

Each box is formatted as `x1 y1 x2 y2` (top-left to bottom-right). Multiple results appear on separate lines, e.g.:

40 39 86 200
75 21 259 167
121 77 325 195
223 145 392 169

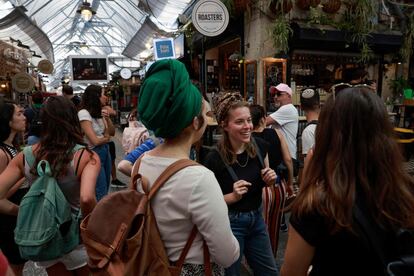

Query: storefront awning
0 7 54 62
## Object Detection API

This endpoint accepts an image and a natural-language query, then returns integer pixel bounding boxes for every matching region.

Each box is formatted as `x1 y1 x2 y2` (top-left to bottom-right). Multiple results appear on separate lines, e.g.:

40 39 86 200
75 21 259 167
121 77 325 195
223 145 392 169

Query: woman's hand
232 180 251 201
101 109 110 118
261 167 277 186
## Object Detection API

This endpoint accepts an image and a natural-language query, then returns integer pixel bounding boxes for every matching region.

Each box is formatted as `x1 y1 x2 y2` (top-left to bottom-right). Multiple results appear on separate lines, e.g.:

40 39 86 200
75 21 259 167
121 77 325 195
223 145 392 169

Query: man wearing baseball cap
265 83 299 179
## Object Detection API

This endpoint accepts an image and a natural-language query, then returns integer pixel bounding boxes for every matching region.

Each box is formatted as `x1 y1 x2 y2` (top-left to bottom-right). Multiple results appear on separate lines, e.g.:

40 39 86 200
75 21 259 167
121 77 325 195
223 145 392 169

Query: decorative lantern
234 0 251 14
269 0 293 15
321 0 341 14
296 0 321 10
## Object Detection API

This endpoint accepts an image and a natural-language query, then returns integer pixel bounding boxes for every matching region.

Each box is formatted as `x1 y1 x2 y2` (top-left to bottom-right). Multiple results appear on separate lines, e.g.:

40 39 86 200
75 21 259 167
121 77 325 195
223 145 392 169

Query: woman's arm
102 109 115 136
77 150 100 216
281 225 315 276
0 153 25 199
190 172 240 267
0 150 9 174
117 160 133 177
0 179 26 216
80 120 110 146
275 129 294 188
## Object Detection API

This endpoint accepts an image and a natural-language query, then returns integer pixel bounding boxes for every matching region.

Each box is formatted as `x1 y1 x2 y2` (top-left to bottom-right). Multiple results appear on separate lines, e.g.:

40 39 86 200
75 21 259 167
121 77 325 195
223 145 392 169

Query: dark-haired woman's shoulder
253 136 270 157
202 147 222 172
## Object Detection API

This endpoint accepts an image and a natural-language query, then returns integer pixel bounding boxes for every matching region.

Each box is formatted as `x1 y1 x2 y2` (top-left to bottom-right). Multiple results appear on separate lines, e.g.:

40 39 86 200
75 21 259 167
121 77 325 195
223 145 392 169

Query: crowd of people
0 59 413 276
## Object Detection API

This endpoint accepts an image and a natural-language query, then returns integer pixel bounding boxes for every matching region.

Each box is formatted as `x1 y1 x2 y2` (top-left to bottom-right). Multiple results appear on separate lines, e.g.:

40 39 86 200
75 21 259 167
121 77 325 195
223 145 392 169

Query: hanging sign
11 72 34 93
120 68 132 79
192 0 229 37
37 59 54 74
153 38 176 60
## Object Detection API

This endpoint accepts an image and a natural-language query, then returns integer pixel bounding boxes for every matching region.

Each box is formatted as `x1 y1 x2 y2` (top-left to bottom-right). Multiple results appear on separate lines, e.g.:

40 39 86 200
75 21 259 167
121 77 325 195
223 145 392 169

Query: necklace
235 154 249 168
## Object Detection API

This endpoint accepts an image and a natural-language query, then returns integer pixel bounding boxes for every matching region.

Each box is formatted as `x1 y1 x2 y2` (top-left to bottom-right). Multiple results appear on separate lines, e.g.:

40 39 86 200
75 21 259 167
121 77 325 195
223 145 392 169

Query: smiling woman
203 91 279 275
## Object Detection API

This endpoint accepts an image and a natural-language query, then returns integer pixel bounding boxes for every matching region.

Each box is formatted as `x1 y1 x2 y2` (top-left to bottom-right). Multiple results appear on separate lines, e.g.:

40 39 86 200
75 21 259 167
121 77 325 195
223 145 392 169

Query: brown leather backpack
80 159 212 276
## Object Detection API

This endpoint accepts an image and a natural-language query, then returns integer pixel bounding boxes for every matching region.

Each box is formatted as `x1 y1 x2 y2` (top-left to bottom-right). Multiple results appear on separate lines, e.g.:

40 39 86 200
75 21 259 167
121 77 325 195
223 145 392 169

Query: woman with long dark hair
281 88 414 275
0 96 100 275
249 104 292 257
78 84 114 200
204 92 278 275
0 99 26 276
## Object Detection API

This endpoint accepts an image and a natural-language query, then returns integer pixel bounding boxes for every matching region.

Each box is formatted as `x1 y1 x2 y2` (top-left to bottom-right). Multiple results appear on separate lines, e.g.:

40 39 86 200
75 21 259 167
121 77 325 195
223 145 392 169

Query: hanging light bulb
77 1 96 21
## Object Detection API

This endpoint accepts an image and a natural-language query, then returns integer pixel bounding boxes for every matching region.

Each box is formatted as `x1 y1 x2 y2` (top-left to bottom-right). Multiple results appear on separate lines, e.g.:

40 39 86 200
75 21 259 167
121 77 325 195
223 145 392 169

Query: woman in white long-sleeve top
135 59 240 275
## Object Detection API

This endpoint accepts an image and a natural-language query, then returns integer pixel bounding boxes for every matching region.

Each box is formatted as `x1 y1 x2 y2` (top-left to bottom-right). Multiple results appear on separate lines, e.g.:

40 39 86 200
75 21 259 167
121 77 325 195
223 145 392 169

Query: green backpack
14 145 84 261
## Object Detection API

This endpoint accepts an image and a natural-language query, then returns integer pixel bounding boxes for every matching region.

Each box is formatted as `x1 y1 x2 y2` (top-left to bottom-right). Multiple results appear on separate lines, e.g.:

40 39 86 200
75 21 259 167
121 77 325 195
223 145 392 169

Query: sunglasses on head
330 83 373 99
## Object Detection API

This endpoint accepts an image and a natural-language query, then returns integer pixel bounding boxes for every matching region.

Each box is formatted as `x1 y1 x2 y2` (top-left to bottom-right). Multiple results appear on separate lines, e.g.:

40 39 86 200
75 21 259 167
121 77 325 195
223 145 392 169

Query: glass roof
0 0 193 89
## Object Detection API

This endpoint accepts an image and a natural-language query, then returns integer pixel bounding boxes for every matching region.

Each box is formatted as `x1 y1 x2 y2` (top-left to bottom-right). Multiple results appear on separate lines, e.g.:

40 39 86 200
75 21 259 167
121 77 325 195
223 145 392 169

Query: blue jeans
92 144 111 201
225 208 278 276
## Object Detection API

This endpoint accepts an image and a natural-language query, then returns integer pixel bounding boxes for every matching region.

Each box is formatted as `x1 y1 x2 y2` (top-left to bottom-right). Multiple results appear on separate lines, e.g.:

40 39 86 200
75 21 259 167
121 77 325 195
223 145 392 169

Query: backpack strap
148 159 199 200
215 148 239 183
174 226 212 275
251 136 265 169
23 146 35 168
305 120 318 128
130 155 145 191
75 148 86 175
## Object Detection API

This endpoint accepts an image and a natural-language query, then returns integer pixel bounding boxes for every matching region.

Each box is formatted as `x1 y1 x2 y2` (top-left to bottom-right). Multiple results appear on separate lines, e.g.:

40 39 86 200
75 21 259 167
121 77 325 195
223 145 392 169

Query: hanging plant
339 0 377 63
358 42 374 63
296 0 321 11
184 23 196 56
270 15 293 53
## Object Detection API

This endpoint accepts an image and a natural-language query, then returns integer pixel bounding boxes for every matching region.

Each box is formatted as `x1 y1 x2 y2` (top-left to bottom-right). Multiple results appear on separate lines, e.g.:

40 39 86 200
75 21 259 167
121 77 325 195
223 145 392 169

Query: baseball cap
269 83 292 96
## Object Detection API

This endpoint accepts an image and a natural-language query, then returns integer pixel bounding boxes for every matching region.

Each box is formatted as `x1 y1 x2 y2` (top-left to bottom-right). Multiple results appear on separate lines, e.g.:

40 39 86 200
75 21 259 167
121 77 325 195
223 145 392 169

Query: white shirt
137 154 239 267
301 124 317 155
78 109 105 148
269 103 299 159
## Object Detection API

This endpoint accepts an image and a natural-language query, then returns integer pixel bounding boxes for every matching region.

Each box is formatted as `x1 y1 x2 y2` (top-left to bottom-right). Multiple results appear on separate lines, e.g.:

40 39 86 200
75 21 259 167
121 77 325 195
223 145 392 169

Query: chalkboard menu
262 58 287 112
244 60 257 104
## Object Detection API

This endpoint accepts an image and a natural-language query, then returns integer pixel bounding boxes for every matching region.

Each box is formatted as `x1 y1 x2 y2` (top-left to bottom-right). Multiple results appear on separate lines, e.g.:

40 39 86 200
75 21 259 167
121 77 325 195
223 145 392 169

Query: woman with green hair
136 59 239 275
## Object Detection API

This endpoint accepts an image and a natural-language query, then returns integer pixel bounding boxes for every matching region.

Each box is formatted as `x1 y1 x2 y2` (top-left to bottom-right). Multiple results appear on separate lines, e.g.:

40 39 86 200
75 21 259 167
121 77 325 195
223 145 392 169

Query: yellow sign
37 59 54 74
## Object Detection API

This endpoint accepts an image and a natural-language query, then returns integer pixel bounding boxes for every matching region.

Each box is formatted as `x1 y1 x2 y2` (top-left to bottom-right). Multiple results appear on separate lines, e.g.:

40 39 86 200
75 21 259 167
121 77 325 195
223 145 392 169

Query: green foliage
389 76 410 99
307 6 333 26
339 0 378 63
221 0 235 15
358 42 374 63
270 15 293 53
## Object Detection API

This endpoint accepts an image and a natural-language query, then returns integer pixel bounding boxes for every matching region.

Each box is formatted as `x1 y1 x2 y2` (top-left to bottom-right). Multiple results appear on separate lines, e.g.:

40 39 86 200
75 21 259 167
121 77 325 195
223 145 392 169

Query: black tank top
252 128 283 171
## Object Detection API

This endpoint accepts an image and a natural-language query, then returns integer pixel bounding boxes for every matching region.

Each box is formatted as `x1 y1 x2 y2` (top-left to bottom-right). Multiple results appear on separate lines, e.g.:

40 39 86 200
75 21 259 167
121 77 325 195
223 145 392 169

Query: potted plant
389 77 410 104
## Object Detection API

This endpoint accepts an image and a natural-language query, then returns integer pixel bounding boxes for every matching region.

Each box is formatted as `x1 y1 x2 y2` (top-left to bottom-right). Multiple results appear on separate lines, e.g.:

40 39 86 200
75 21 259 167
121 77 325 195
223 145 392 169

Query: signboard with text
153 38 176 60
192 0 229 37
